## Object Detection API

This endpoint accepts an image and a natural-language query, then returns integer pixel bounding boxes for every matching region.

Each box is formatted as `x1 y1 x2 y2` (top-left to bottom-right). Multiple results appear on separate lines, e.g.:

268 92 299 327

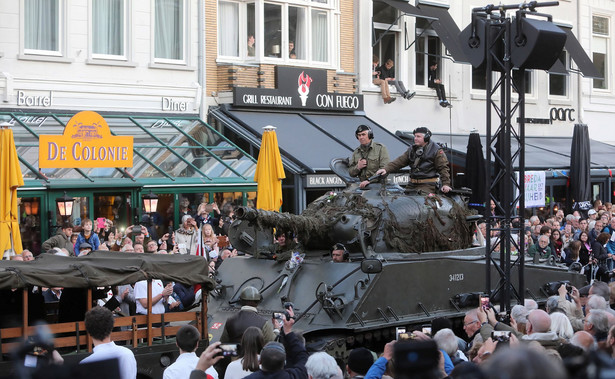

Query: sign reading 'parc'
39 111 133 168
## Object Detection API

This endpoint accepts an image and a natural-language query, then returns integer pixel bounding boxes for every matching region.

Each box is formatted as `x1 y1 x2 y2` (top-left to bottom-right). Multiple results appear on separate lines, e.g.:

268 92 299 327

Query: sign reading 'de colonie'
233 66 364 111
39 111 133 168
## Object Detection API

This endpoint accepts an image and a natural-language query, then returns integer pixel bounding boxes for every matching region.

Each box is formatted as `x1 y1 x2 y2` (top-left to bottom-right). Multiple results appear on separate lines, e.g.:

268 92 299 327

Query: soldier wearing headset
376 127 451 194
330 243 349 263
348 125 390 189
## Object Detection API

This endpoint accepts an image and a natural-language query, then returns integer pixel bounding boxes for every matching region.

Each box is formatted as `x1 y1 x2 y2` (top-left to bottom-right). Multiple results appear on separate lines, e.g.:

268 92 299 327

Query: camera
491 331 511 342
566 284 573 293
396 327 410 340
132 226 142 235
480 295 490 310
218 344 239 357
422 326 431 335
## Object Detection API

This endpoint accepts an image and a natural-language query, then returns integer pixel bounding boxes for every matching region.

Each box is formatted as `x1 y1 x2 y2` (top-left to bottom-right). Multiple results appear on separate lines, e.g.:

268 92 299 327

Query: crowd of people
474 199 615 283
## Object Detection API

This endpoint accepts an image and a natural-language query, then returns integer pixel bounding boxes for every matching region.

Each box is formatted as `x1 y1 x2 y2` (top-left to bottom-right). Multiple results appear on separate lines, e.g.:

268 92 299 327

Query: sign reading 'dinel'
39 111 133 168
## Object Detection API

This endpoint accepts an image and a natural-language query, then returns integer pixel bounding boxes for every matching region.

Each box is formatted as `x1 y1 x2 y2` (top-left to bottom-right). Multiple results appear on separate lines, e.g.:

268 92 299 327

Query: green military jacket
348 141 390 181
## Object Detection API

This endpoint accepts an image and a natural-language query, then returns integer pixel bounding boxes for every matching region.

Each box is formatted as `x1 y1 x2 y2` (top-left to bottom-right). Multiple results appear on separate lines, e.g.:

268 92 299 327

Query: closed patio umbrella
569 123 592 213
0 126 25 258
465 130 486 211
255 126 285 211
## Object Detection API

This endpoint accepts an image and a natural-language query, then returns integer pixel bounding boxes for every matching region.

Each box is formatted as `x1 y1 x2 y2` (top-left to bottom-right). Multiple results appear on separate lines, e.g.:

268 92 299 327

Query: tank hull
208 250 586 346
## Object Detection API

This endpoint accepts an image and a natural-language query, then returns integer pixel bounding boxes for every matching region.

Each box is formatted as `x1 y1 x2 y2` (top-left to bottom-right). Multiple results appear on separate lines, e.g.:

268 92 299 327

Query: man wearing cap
42 222 75 256
176 215 198 255
78 242 93 256
220 286 276 344
376 127 451 194
348 125 389 188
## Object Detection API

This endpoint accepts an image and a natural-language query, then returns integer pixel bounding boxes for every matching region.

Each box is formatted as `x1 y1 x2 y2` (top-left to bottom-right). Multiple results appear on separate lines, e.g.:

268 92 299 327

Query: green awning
1 112 257 187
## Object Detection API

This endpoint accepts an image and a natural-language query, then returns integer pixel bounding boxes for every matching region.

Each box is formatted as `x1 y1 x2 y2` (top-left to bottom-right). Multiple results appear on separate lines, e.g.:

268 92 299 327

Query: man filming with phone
244 305 308 379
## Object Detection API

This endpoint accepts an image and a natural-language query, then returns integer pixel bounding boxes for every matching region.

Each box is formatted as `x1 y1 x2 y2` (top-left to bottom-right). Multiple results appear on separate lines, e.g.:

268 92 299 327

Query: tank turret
229 167 474 256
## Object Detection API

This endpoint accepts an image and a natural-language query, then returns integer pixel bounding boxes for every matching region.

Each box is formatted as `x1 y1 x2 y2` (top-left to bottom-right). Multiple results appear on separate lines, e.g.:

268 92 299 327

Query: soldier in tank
220 286 276 344
376 127 451 194
348 125 390 188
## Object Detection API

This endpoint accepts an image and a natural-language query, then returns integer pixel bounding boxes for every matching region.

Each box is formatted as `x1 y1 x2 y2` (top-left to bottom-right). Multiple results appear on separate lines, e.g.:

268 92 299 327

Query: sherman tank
207 159 586 359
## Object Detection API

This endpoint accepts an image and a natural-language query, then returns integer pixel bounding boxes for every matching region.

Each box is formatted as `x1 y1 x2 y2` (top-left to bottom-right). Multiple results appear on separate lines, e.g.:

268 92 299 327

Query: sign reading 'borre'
39 111 133 168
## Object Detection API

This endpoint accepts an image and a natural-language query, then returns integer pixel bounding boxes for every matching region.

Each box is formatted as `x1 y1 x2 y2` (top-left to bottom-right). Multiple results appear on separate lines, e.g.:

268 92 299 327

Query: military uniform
384 141 450 194
219 305 276 343
348 142 390 181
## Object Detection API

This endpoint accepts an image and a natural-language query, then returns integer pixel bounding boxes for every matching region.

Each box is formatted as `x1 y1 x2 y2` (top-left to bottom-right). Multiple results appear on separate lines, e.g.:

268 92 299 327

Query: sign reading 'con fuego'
39 111 133 168
233 66 364 111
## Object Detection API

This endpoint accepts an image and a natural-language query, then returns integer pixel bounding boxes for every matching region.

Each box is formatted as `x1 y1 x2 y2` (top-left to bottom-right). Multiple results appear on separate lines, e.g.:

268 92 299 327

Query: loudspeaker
511 17 567 70
459 17 505 72
460 16 566 70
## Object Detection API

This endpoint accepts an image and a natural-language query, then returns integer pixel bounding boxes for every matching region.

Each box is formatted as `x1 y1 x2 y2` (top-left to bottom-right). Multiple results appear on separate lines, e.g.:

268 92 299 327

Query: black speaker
459 17 505 72
511 17 567 69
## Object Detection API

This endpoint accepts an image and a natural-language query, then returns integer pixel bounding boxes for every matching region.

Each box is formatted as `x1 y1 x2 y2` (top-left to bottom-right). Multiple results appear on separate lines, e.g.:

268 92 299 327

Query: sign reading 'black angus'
233 66 363 112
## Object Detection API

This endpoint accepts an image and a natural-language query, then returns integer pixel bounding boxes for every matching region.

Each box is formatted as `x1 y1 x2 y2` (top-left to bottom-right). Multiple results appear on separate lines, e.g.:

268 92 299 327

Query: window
288 6 306 59
549 51 568 97
312 9 328 62
154 0 185 62
264 3 282 57
219 1 239 57
512 69 532 95
415 20 441 87
592 15 609 90
472 67 487 90
218 0 335 65
373 3 399 77
24 0 61 54
92 0 126 58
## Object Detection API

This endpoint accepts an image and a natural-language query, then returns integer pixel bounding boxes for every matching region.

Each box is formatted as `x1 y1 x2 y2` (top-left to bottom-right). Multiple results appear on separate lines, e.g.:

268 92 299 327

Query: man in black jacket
378 59 415 100
220 286 276 343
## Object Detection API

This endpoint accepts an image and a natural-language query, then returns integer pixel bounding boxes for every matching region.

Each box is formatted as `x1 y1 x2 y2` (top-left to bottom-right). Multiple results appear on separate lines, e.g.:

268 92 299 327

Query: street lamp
142 190 159 214
56 191 75 218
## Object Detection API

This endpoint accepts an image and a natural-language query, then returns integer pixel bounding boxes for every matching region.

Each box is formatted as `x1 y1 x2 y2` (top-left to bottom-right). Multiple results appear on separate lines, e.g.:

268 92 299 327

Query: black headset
355 125 374 140
330 243 349 261
413 127 431 143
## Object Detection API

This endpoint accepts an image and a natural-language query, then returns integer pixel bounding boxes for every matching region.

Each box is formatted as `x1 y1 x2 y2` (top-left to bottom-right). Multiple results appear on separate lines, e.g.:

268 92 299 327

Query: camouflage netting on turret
382 194 474 253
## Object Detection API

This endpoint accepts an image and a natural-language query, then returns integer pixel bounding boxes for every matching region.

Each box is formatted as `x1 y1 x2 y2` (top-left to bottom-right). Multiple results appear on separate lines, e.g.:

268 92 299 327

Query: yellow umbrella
0 127 25 258
255 126 285 212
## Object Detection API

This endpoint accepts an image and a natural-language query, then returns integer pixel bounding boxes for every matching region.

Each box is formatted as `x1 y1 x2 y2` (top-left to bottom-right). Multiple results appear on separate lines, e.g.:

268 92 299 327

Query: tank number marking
449 273 464 282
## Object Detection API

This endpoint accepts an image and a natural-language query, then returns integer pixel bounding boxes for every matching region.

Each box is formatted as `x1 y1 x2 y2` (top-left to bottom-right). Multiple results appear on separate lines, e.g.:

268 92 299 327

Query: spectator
574 218 590 240
225 327 265 379
550 229 564 259
202 223 219 257
146 240 159 253
220 286 276 344
41 222 75 256
563 240 581 267
346 348 374 378
394 339 443 379
463 309 482 352
591 232 611 282
590 220 604 243
510 304 529 334
428 62 451 108
528 235 552 260
75 218 100 255
482 345 566 379
22 249 34 261
164 325 219 379
80 307 137 379
243 306 307 379
306 352 342 379
247 35 255 57
377 59 415 100
43 287 62 303
78 242 93 256
173 282 198 310
585 309 610 347
133 243 145 253
433 328 468 366
372 55 395 104
98 218 116 243
549 312 574 341
134 279 176 315
176 215 198 255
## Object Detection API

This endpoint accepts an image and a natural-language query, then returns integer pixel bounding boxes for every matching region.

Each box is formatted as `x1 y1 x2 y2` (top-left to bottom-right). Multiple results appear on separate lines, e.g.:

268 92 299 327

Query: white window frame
151 0 189 65
414 29 441 89
20 0 66 58
89 0 131 62
592 14 610 92
216 0 338 68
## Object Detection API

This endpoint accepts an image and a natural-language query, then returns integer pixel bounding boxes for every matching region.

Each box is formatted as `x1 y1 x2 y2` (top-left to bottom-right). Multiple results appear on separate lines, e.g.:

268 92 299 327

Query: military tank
207 159 586 359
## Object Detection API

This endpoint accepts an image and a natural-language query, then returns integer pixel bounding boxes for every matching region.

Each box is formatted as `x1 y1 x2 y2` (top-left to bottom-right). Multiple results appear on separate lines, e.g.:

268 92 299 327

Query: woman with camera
225 327 265 379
